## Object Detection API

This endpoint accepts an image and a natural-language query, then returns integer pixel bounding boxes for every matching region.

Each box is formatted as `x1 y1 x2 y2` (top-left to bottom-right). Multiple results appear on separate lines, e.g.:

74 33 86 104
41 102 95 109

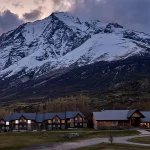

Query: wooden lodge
92 110 149 130
0 111 88 132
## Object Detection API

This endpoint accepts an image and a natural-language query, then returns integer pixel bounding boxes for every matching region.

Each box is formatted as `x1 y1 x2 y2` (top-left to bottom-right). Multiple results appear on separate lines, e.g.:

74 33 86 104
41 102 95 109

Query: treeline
0 108 11 119
39 95 98 117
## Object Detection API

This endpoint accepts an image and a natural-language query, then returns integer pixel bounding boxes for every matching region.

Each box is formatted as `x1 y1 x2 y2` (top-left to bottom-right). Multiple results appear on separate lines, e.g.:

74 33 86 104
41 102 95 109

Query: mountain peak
0 12 150 80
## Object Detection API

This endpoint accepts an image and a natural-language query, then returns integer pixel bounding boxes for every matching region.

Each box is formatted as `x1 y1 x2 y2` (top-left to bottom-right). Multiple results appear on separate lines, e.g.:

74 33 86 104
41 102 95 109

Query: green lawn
76 143 150 150
0 130 139 150
128 136 150 144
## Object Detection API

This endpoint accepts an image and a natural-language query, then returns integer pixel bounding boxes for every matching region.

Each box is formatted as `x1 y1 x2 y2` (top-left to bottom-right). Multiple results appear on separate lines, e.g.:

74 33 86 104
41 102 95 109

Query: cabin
66 111 88 129
92 110 145 130
44 113 66 130
140 111 150 128
0 111 88 131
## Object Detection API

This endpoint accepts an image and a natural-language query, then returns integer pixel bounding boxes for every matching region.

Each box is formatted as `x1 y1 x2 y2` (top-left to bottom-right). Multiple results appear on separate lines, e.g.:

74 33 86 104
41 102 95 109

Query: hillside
0 12 150 103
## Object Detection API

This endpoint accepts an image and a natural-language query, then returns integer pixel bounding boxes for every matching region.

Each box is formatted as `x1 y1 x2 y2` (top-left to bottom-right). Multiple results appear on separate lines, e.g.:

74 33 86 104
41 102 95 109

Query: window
27 125 32 130
75 118 77 120
80 118 82 121
6 122 9 126
48 120 52 124
15 125 19 129
80 123 82 126
20 120 22 122
70 123 74 127
15 120 19 124
58 125 60 127
48 125 52 130
112 121 118 126
53 125 55 127
53 119 55 123
70 118 74 122
75 123 77 126
83 123 87 128
27 120 31 124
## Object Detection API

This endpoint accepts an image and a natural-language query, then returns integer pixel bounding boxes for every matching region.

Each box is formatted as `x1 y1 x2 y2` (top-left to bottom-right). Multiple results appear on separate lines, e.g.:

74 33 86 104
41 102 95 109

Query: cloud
0 10 24 35
33 0 47 5
69 0 150 34
23 6 44 21
12 1 24 8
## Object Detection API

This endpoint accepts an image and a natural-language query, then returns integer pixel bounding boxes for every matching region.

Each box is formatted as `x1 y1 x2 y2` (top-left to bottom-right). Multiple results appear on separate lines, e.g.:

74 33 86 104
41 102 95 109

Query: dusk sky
0 0 150 35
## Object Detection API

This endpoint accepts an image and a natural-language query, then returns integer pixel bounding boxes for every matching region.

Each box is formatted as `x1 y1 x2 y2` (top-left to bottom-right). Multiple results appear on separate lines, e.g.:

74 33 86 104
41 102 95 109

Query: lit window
15 120 19 124
53 119 55 122
27 120 31 124
75 118 77 120
6 122 9 125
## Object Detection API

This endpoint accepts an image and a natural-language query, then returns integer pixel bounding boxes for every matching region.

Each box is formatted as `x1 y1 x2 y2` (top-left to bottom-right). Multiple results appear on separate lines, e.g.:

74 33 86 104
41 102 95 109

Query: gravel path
22 130 150 150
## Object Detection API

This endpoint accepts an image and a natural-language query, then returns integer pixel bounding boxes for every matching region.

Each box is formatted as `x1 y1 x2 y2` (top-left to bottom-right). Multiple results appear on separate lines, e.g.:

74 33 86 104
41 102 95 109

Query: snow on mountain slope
0 12 150 79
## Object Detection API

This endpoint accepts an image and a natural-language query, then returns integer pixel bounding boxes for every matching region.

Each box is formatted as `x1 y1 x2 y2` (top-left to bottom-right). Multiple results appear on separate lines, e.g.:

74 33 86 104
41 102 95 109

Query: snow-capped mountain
0 12 150 102
0 12 150 79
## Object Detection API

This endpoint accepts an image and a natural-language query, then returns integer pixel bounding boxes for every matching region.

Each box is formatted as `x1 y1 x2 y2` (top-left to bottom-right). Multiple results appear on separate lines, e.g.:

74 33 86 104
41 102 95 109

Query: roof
66 111 85 119
44 113 66 120
36 114 44 123
23 113 36 120
3 113 37 121
127 110 137 118
2 111 85 122
93 110 129 121
141 111 150 122
93 110 145 121
3 114 13 121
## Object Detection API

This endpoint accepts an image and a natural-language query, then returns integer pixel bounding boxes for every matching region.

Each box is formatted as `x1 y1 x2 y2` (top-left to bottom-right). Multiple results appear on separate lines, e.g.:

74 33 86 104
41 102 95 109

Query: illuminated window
6 122 9 125
27 120 31 124
15 120 19 124
75 118 77 120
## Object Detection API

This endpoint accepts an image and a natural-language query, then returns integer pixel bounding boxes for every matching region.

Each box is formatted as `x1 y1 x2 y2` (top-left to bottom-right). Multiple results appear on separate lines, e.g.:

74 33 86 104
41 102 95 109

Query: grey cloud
0 10 24 35
12 2 24 8
33 0 47 5
23 7 44 21
69 0 150 34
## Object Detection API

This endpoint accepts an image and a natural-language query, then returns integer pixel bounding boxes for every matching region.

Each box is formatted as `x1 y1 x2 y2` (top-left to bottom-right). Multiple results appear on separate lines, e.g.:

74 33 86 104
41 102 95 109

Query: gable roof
3 113 37 121
3 114 13 121
23 113 37 120
36 114 44 123
93 110 145 121
93 110 129 121
2 111 86 122
140 111 150 122
44 113 66 120
66 111 85 119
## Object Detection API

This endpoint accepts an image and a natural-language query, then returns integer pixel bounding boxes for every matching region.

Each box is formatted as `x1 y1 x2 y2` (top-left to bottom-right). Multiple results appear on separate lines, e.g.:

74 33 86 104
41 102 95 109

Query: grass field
0 130 139 150
76 143 150 150
128 136 150 144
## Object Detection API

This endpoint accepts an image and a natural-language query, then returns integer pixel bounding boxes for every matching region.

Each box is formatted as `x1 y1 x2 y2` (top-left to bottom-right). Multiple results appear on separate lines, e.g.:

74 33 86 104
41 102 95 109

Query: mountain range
0 12 150 103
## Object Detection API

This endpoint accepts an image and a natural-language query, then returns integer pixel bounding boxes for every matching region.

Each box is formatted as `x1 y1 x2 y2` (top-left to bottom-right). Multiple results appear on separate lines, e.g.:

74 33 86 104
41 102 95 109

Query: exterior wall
66 114 88 129
92 116 97 130
0 119 6 131
93 120 131 130
0 112 88 131
131 111 143 118
118 120 131 126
